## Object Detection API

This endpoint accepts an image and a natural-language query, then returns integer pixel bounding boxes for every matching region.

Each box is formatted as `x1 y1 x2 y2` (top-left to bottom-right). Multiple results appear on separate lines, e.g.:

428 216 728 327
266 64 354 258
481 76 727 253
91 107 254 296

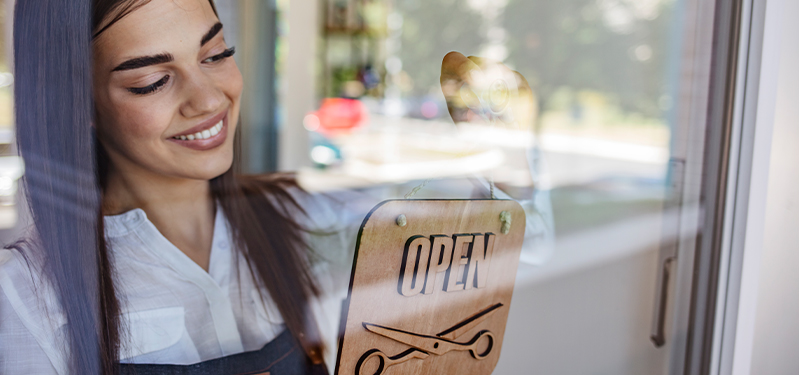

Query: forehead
93 0 218 69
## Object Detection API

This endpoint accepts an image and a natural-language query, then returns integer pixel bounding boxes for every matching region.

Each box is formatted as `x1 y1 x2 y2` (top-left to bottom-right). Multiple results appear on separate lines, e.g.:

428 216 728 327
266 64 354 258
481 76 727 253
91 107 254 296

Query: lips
172 120 223 140
167 111 229 151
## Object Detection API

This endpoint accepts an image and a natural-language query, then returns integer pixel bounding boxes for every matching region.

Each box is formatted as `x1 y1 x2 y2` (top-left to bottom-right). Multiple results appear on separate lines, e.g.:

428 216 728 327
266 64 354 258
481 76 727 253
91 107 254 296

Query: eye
202 47 236 64
128 75 170 95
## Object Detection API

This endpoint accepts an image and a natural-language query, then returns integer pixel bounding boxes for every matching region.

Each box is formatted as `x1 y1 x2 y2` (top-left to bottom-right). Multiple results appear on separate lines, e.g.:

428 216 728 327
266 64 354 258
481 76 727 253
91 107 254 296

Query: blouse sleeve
287 186 384 287
0 249 66 375
289 176 554 369
292 173 555 284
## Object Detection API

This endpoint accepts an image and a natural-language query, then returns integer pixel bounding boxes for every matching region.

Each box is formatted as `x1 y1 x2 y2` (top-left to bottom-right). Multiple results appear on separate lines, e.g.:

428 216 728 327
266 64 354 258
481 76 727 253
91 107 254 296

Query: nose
178 69 226 118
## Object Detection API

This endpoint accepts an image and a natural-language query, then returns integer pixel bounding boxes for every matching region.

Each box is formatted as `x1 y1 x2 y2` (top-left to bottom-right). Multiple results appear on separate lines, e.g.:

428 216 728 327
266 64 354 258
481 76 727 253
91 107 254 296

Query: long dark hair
13 0 323 374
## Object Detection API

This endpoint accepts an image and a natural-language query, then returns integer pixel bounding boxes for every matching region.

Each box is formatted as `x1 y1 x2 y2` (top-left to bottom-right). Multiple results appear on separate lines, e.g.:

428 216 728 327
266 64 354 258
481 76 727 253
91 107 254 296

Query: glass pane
279 0 703 374
0 0 718 373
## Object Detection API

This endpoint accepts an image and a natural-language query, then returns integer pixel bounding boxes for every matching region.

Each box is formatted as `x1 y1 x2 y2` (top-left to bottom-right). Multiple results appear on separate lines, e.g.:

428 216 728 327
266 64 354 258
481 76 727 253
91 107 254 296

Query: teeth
173 120 224 140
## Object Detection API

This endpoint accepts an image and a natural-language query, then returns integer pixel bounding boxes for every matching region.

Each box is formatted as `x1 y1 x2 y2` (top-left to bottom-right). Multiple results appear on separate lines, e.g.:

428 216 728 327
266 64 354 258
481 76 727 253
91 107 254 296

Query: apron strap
119 330 329 375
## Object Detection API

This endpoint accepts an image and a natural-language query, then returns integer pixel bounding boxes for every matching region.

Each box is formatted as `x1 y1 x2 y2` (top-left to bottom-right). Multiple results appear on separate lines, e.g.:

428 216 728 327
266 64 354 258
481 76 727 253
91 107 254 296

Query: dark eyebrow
201 22 223 47
111 53 174 72
110 23 222 72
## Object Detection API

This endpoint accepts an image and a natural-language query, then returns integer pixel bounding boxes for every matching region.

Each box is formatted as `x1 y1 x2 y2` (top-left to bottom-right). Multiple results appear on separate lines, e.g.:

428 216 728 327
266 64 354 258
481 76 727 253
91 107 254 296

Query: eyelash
128 75 170 95
203 46 236 63
127 47 236 96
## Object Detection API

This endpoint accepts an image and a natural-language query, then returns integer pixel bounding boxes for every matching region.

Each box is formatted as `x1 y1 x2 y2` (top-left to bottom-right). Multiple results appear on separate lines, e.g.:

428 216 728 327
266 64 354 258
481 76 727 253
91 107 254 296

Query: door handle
650 159 685 347
651 256 675 346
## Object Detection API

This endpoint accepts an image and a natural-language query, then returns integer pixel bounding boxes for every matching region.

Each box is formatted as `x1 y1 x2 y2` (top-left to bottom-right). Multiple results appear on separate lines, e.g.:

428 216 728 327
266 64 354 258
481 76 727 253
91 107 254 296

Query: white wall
749 0 799 373
280 0 318 171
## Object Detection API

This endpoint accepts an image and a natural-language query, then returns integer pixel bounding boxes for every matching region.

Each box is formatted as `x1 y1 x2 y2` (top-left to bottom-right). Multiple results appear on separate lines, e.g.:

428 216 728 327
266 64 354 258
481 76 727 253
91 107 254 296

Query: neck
103 162 216 271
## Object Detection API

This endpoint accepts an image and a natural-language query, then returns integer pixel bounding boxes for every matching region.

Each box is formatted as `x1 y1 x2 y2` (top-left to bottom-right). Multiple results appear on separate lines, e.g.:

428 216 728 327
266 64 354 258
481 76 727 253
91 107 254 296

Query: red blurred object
307 98 368 137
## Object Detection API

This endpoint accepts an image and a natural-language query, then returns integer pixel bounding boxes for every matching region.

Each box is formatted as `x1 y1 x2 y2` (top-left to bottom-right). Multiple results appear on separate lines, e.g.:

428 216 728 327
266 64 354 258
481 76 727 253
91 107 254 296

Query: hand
440 52 537 131
439 52 539 198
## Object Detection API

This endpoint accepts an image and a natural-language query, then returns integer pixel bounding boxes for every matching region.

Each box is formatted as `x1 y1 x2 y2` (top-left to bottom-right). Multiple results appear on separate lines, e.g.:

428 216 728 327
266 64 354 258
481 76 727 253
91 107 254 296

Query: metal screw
396 214 407 227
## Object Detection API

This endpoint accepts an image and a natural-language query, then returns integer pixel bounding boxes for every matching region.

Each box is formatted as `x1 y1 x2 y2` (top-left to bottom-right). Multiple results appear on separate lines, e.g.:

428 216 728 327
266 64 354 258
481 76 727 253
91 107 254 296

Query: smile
172 120 223 140
167 111 229 151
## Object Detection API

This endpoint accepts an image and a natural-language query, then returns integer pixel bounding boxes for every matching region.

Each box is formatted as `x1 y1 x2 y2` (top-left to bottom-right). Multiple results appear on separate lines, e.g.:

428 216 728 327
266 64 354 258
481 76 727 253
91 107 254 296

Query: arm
298 174 553 286
440 51 555 264
299 52 555 270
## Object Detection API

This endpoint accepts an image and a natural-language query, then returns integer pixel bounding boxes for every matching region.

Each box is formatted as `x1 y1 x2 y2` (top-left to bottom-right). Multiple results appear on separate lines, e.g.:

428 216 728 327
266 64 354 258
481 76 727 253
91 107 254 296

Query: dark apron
119 330 329 375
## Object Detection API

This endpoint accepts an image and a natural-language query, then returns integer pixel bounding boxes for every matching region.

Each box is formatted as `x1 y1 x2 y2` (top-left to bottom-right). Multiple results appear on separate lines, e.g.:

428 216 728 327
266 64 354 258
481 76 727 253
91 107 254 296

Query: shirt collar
102 204 229 240
104 208 148 237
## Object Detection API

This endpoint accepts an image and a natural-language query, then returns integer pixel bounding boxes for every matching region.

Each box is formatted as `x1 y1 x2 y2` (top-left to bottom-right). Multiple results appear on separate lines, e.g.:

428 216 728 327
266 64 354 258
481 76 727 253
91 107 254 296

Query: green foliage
504 0 676 119
393 0 677 121
394 0 484 97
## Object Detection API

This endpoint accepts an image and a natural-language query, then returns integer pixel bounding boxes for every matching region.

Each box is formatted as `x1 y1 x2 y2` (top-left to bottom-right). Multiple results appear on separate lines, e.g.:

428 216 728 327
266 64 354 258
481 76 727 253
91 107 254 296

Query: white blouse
0 180 553 374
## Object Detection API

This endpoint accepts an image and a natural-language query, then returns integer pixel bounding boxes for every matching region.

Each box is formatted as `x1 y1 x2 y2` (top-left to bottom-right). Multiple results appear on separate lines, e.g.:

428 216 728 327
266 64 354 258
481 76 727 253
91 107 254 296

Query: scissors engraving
355 303 503 375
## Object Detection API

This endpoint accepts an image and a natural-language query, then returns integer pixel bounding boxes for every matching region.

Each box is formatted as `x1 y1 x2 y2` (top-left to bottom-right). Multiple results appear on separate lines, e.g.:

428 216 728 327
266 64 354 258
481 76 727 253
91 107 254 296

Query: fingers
511 70 532 97
441 52 483 123
508 70 537 131
441 51 482 87
440 52 537 129
442 52 516 91
466 55 498 69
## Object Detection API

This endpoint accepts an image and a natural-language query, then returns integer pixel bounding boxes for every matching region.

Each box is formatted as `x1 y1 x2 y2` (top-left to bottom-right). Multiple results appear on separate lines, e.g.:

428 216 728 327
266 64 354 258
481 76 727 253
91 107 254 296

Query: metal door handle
651 257 674 346
650 159 685 347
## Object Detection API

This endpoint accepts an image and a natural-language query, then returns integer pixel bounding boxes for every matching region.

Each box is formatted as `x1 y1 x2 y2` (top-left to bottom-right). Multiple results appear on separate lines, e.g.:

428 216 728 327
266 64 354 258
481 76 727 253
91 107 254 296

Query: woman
0 0 552 374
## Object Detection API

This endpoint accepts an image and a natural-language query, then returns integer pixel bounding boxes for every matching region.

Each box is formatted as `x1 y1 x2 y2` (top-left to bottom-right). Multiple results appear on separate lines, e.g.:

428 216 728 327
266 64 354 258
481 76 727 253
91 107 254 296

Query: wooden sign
334 199 526 375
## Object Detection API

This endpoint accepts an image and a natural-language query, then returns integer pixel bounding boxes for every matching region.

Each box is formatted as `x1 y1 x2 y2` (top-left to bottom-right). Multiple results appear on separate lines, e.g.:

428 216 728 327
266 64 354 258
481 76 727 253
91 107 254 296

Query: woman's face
93 0 242 182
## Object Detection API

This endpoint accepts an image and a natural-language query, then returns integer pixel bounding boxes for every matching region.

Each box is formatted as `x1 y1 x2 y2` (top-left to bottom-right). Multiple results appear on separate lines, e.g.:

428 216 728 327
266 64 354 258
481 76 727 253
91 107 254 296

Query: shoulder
0 240 44 286
0 245 67 373
0 243 47 302
0 244 66 328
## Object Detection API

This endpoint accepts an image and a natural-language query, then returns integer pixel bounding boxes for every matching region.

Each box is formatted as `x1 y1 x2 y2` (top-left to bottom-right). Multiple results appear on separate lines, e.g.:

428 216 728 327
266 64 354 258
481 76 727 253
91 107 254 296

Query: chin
203 160 234 181
179 153 234 181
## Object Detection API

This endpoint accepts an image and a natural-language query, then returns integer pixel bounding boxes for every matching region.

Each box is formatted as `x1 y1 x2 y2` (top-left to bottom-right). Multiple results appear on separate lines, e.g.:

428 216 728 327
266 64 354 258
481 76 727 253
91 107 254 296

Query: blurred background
0 1 21 231
239 1 685 371
0 0 795 374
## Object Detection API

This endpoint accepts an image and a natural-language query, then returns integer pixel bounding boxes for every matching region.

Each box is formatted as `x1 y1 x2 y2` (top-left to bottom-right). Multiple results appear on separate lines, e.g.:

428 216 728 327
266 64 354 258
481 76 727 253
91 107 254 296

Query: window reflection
277 0 681 372
298 0 675 233
0 0 699 373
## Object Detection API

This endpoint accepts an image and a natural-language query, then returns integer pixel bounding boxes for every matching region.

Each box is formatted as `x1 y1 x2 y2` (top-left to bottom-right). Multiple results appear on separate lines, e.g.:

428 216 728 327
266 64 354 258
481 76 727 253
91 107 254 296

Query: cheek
220 62 244 105
99 95 174 142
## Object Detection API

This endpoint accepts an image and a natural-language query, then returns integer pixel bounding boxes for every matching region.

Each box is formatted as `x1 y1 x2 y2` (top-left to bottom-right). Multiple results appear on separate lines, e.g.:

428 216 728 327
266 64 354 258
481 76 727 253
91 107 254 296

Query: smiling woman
1 0 327 374
92 1 242 184
0 0 552 374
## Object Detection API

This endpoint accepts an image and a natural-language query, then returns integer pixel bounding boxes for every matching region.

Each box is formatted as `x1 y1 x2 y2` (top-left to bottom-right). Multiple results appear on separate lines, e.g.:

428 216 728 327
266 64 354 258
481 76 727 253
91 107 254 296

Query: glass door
262 0 747 373
145 0 762 373
0 0 766 373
